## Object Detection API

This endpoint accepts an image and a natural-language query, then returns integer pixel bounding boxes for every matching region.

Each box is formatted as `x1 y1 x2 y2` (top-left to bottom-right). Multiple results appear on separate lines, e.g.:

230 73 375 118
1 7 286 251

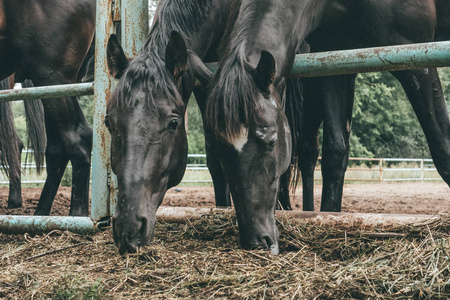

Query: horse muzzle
112 210 156 254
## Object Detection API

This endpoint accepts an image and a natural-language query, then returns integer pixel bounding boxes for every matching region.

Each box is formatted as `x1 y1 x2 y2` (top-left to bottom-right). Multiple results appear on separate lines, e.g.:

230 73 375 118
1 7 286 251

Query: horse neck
230 0 345 80
144 0 236 60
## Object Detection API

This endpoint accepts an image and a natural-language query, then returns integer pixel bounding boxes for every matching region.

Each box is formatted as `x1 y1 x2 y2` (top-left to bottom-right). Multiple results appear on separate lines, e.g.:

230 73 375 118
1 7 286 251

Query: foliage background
10 69 450 160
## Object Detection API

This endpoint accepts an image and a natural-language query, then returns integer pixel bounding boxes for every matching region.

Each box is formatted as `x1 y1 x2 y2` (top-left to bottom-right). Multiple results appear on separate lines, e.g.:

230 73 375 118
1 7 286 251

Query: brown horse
0 0 96 215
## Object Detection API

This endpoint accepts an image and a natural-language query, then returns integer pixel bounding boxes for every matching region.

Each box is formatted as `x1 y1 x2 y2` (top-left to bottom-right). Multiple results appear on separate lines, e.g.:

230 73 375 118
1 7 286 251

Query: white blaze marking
229 127 248 152
270 97 277 108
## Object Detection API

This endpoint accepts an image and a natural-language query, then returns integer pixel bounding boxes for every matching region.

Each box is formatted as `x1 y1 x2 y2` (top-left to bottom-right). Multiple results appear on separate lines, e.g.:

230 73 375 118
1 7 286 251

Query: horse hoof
7 201 22 209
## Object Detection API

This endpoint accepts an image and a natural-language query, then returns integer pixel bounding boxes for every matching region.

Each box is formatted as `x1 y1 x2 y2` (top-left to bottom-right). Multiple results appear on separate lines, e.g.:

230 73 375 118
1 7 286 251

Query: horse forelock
206 0 265 141
107 55 181 114
206 48 261 142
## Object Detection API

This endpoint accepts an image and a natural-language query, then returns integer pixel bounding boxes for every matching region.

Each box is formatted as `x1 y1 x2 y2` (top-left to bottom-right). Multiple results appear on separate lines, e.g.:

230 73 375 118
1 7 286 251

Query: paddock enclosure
0 0 450 298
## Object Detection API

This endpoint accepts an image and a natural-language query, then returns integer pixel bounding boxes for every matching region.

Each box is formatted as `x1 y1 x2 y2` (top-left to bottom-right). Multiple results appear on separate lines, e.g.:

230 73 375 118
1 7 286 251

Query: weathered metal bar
0 82 94 102
156 207 440 228
0 216 95 235
91 0 115 222
290 41 450 77
205 41 450 77
121 0 148 58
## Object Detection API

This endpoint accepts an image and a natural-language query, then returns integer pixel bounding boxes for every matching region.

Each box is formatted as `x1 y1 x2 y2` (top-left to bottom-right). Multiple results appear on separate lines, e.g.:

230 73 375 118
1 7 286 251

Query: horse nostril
139 216 148 237
263 236 279 254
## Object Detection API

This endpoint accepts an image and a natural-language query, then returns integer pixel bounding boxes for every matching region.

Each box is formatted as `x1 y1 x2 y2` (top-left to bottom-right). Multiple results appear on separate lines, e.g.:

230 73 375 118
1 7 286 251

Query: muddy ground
0 182 448 215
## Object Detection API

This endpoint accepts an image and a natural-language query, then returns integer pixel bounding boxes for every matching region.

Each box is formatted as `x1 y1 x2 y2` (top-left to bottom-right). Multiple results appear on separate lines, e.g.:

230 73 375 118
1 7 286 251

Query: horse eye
168 118 180 132
267 139 276 151
104 116 111 130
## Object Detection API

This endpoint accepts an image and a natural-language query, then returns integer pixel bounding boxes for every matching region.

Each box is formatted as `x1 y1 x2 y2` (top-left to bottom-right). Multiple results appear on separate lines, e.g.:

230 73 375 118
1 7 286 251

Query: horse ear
165 31 188 78
254 50 276 93
107 34 129 79
187 50 212 86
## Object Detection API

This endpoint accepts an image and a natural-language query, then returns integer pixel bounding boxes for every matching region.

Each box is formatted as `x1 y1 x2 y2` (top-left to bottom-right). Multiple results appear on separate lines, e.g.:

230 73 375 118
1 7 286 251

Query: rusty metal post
91 0 115 222
105 0 149 216
121 0 149 58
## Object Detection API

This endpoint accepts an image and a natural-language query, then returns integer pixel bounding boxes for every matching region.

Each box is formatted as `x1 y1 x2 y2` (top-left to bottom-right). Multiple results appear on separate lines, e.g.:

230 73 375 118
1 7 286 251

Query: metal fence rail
182 155 443 184
3 154 440 185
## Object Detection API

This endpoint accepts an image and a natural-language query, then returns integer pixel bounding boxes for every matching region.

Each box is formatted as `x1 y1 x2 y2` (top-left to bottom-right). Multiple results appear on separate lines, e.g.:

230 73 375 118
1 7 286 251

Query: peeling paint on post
0 216 95 235
289 41 450 78
0 83 94 102
204 41 450 77
91 0 115 222
121 0 148 58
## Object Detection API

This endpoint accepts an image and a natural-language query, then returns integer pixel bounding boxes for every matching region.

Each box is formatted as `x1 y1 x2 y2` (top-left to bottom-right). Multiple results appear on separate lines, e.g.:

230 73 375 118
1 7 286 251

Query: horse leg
0 77 22 208
34 136 69 215
320 75 356 212
193 85 231 207
391 68 450 185
277 167 292 210
34 95 92 216
67 117 92 216
7 139 23 209
296 78 323 211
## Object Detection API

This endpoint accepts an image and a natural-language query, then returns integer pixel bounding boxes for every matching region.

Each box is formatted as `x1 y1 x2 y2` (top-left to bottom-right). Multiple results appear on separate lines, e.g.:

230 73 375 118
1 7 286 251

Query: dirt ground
0 182 448 215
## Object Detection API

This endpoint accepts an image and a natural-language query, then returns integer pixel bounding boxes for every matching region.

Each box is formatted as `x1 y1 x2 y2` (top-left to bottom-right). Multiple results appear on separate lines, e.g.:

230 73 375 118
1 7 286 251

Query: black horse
203 0 450 252
106 0 246 254
296 0 450 212
0 77 46 209
0 1 96 216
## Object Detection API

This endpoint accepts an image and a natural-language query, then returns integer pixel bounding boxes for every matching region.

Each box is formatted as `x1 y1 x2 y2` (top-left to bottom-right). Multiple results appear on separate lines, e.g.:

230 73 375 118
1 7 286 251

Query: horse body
106 0 241 254
298 0 450 211
0 0 95 215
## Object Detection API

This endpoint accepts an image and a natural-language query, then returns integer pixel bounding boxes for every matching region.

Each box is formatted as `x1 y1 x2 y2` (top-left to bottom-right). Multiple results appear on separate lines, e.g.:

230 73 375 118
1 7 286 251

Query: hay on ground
0 212 449 299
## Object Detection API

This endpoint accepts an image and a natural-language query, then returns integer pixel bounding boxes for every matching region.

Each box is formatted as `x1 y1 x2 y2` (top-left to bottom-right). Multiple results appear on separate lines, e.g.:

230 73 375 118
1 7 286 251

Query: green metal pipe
121 0 148 58
0 82 93 102
0 216 95 235
290 41 450 78
205 41 450 77
91 0 115 222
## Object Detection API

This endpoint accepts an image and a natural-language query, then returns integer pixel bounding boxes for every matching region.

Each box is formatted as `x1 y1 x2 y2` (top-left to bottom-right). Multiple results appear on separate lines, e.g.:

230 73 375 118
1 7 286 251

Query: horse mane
108 0 217 111
285 78 303 192
206 1 264 140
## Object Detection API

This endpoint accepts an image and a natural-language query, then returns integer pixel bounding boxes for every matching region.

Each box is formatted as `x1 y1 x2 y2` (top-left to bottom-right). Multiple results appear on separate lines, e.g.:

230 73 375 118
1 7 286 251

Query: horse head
196 50 292 254
106 32 189 254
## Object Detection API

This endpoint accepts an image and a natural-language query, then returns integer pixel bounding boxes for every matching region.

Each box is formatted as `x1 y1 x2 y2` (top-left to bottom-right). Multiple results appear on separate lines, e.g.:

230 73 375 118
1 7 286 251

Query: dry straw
0 212 449 299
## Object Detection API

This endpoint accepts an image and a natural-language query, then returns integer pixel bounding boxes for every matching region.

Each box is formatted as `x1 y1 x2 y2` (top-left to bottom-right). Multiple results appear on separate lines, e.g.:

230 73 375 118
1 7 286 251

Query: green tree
351 71 432 158
11 101 27 144
186 96 206 163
